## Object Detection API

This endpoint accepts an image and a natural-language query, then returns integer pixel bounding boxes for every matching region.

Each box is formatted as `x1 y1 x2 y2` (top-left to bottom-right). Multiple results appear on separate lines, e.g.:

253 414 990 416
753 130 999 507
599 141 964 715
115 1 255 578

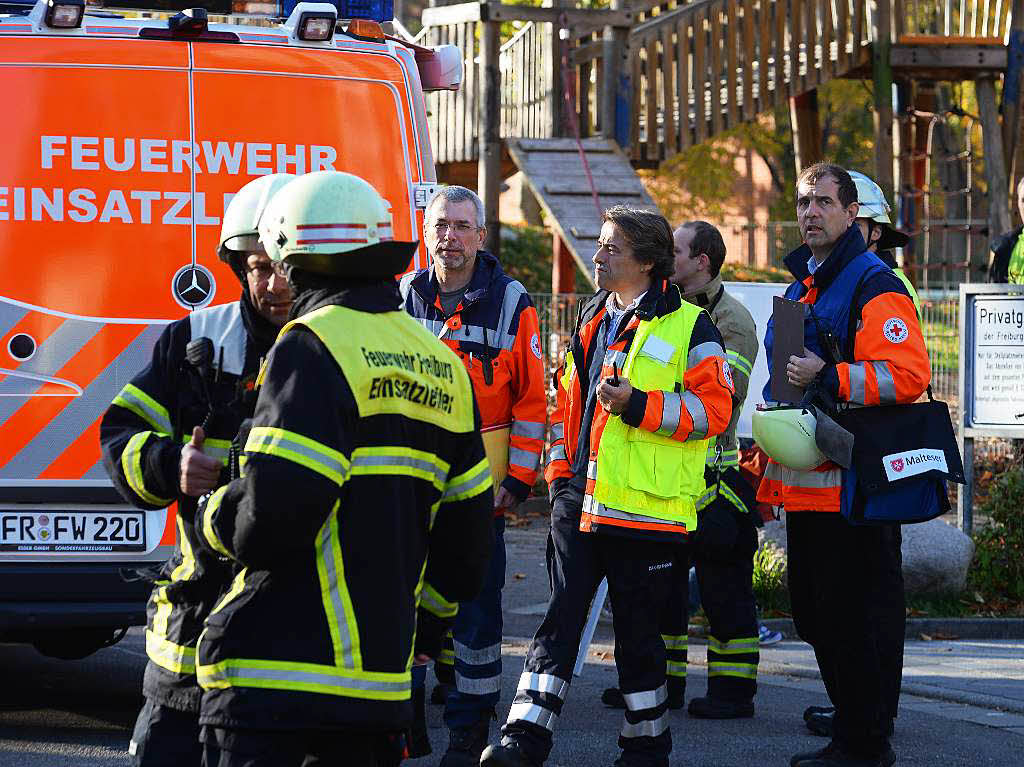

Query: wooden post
789 89 822 175
479 17 502 257
872 0 895 202
548 0 566 137
978 77 1013 250
601 0 630 147
552 232 577 294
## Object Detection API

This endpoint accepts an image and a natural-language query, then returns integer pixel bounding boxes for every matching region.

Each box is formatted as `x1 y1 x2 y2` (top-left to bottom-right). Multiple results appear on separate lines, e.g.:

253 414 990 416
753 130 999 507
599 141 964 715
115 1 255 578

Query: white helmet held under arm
258 171 418 278
218 173 297 275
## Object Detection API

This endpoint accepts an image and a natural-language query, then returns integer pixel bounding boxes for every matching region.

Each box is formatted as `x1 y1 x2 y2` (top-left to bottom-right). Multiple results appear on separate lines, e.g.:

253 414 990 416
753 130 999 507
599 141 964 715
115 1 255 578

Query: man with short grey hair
400 186 547 766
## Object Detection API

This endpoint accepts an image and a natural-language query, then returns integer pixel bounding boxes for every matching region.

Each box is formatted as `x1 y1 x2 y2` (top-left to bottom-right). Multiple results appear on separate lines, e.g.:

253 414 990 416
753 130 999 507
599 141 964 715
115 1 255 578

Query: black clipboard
770 295 806 403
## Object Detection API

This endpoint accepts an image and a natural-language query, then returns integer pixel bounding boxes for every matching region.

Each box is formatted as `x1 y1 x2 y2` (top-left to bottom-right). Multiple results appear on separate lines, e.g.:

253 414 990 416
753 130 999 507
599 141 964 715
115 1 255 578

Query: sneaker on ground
758 625 783 645
803 705 836 722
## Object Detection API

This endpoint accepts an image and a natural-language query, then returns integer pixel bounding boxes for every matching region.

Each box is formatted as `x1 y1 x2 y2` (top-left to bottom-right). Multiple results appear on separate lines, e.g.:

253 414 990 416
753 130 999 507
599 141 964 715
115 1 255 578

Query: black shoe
794 745 896 767
807 710 834 737
601 685 685 711
790 742 839 767
687 696 754 719
479 740 539 767
601 686 626 709
431 682 452 705
406 687 431 758
439 715 491 767
803 705 836 722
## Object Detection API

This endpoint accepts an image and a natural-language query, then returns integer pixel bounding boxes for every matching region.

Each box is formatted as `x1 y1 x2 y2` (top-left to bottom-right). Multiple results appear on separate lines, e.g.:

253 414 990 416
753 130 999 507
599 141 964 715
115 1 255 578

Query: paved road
1 517 1021 765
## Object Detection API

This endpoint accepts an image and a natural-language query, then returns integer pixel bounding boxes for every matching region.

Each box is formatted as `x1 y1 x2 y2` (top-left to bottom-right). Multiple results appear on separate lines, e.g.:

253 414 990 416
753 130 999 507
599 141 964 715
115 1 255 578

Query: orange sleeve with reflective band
633 354 733 442
505 304 547 491
544 360 572 485
836 292 930 406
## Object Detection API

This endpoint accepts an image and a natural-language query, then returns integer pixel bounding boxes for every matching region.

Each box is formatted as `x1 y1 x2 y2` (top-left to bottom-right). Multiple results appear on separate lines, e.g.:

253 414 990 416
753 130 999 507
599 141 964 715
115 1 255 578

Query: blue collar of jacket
408 250 504 312
783 224 869 294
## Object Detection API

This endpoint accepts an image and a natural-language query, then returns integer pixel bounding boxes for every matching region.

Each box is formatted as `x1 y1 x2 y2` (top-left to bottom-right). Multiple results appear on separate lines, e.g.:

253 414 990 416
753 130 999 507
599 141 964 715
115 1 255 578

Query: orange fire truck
0 0 457 658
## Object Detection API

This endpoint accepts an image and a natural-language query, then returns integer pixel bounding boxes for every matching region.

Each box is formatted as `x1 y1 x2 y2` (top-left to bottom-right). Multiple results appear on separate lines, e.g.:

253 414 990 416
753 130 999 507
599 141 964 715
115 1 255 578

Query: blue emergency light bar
282 0 391 21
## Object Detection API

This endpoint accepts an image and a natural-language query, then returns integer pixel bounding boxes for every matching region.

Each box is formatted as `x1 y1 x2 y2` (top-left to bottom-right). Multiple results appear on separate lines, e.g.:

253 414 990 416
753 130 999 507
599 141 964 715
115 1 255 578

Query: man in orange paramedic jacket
482 206 733 767
758 164 929 767
400 186 547 766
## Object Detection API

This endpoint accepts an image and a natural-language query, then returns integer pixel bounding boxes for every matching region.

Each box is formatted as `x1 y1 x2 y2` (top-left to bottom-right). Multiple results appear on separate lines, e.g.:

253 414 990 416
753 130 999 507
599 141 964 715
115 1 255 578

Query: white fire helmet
848 170 909 249
257 171 418 278
218 173 297 275
751 406 827 472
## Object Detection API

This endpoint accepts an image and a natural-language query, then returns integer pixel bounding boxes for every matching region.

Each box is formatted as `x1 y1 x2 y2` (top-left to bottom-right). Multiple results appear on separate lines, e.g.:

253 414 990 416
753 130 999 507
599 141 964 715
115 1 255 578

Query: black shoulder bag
827 273 965 524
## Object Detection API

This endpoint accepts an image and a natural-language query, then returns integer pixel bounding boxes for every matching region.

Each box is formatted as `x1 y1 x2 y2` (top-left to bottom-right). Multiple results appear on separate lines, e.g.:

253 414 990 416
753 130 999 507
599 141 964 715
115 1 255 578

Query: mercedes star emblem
171 264 217 310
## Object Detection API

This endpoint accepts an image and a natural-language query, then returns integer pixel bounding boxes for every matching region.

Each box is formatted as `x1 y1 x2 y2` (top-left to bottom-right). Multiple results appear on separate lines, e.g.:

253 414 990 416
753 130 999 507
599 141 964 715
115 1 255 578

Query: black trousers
668 495 760 702
787 512 905 757
502 486 676 767
200 727 403 767
129 698 203 767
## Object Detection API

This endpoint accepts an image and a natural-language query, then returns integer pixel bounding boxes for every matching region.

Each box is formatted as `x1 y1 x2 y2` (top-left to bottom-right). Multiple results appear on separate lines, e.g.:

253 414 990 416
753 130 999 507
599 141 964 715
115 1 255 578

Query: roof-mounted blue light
282 0 391 23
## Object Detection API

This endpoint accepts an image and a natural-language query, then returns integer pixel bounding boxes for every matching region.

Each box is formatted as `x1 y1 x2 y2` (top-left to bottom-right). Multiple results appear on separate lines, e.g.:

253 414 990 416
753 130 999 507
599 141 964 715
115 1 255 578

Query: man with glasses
101 174 295 767
400 186 547 766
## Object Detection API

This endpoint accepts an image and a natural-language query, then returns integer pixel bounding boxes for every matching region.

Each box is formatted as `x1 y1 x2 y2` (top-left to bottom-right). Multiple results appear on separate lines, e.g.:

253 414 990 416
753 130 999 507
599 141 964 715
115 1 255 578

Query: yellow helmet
257 171 418 278
752 406 827 471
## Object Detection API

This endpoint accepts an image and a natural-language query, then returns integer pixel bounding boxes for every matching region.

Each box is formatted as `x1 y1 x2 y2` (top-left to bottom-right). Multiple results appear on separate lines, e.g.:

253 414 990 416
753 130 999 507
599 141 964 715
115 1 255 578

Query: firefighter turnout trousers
660 473 760 702
787 512 904 758
502 486 676 766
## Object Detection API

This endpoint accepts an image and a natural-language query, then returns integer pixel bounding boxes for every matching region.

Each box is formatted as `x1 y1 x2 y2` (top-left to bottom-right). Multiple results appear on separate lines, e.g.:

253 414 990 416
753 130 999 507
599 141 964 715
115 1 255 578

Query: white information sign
971 296 1024 426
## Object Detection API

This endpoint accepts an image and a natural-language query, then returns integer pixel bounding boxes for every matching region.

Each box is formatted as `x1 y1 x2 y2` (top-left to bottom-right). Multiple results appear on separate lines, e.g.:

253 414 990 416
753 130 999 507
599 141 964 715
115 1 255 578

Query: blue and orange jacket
401 252 547 506
757 225 930 512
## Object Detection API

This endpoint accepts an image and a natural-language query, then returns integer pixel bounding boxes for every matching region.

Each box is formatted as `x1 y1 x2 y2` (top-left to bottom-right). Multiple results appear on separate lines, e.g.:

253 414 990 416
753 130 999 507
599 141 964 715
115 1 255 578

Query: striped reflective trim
442 457 491 502
695 485 717 512
511 420 546 440
112 383 173 435
439 647 455 665
622 684 667 711
682 390 709 439
687 341 725 369
316 505 359 669
122 431 172 507
507 701 558 730
586 460 598 480
146 629 196 674
350 446 449 489
201 486 233 559
198 658 410 700
550 422 564 441
583 495 689 530
661 634 688 650
180 434 231 466
418 316 518 351
717 482 749 514
726 349 753 376
456 672 502 695
847 363 867 404
620 711 668 739
706 445 739 467
420 582 458 619
455 640 502 665
707 636 760 654
769 465 842 489
496 280 530 338
548 444 567 464
872 360 897 402
666 661 687 677
509 446 541 472
518 671 569 699
708 662 758 679
657 392 682 437
246 426 350 487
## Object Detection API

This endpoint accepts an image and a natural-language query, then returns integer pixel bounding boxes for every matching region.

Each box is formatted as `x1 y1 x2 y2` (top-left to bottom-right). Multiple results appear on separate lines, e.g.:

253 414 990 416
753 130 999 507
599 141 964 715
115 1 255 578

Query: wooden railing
629 0 874 164
896 0 1015 39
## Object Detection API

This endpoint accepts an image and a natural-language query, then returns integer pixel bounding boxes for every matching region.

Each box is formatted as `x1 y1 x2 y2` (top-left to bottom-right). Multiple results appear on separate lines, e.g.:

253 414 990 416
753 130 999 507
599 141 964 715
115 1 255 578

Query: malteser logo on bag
883 448 947 482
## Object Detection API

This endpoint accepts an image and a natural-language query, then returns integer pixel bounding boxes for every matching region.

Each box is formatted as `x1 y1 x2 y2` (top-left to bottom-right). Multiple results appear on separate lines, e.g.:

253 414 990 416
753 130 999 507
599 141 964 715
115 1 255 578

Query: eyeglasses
247 261 288 282
429 220 479 235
